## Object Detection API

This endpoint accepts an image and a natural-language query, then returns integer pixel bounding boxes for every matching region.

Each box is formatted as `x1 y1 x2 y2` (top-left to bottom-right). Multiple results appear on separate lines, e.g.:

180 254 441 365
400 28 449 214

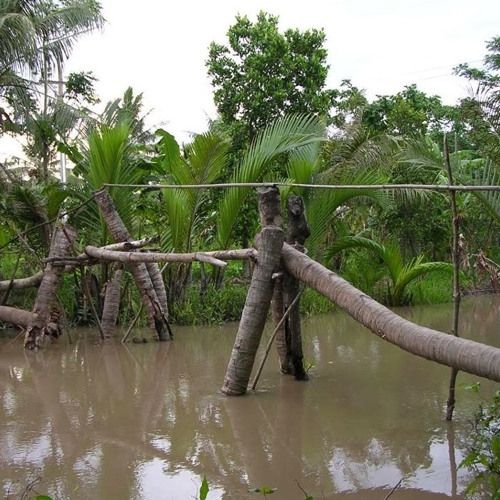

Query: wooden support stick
250 285 304 390
283 195 310 380
445 135 462 421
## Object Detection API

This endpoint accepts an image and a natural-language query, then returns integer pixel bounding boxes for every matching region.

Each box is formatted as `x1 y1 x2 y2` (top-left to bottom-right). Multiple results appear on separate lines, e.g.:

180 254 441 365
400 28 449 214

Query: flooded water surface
1 295 499 499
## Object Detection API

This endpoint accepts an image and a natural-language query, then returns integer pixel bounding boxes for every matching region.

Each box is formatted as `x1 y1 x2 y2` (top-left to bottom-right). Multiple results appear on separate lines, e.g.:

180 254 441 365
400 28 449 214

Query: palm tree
327 235 453 306
0 0 104 179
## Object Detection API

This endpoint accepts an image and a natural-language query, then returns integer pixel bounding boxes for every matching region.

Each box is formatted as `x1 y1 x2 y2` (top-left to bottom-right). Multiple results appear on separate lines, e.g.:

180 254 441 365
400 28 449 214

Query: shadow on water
0 295 499 499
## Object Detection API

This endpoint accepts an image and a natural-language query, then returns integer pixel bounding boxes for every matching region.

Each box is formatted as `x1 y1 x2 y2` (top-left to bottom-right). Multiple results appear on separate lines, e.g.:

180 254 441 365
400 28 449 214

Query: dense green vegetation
0 6 498 325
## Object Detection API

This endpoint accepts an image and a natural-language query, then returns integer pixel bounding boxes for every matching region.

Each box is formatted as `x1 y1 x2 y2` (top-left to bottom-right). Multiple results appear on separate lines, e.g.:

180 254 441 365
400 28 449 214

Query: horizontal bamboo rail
84 246 257 267
103 182 500 192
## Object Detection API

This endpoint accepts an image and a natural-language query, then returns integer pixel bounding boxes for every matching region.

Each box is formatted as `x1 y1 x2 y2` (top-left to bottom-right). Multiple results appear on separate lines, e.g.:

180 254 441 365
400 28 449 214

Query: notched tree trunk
24 224 77 350
283 195 310 380
222 186 284 395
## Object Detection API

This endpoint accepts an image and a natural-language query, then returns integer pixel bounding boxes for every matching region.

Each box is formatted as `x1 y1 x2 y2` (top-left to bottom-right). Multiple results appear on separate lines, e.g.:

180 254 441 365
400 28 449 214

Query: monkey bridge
1 186 499 393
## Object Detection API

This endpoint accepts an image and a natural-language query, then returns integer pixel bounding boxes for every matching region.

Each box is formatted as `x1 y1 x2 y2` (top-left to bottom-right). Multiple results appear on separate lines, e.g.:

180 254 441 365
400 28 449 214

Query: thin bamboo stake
122 303 144 343
250 285 305 391
102 182 500 192
59 225 105 341
445 135 462 422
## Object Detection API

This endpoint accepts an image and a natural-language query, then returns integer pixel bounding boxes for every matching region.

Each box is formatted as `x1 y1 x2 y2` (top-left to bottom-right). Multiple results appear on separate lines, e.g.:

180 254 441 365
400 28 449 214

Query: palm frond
216 114 325 247
306 169 389 253
393 259 453 305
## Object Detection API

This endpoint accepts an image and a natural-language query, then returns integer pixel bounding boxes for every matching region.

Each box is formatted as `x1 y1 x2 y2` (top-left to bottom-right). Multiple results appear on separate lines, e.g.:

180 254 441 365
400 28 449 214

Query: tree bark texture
101 268 123 339
0 271 44 291
222 226 284 395
94 189 171 341
282 243 500 383
271 276 288 373
146 263 168 317
222 186 284 395
283 195 310 380
24 225 76 349
0 305 34 327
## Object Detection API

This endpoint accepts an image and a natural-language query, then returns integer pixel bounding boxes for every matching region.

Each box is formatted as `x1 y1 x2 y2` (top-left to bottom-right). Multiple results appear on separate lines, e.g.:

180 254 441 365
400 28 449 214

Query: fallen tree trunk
24 225 77 349
0 305 34 327
0 271 44 291
282 243 500 383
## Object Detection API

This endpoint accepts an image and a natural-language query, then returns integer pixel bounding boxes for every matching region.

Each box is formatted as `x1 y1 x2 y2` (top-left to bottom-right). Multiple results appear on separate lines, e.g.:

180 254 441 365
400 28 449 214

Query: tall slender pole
444 135 461 421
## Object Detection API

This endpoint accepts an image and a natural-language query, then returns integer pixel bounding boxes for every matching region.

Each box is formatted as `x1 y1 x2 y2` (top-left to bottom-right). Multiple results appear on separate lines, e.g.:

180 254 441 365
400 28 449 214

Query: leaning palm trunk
24 225 77 349
145 262 168 317
94 189 171 341
0 271 44 291
282 243 500 383
101 268 123 338
0 305 34 328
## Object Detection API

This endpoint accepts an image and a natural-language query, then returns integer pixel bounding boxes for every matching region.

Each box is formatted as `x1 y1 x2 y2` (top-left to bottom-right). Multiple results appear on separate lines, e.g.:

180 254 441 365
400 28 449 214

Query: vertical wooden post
283 195 310 380
94 189 171 341
222 187 284 395
444 135 461 421
24 224 76 349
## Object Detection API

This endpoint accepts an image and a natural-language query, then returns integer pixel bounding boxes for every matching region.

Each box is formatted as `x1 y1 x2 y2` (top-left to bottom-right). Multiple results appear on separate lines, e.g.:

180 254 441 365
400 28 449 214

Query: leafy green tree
454 36 500 162
328 235 453 306
206 11 334 141
361 84 456 138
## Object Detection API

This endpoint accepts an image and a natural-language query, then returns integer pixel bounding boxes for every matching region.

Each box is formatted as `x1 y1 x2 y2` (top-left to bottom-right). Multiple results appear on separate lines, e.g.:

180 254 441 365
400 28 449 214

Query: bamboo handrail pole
83 246 256 265
102 182 500 192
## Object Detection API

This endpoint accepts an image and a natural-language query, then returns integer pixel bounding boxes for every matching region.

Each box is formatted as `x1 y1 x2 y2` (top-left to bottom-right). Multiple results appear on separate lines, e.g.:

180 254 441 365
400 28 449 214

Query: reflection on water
0 295 499 499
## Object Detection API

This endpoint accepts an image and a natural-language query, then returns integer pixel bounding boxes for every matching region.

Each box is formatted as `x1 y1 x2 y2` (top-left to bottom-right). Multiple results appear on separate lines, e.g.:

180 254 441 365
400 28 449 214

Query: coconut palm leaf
69 122 139 244
306 169 390 254
328 235 453 305
393 258 453 305
158 131 229 252
216 114 325 247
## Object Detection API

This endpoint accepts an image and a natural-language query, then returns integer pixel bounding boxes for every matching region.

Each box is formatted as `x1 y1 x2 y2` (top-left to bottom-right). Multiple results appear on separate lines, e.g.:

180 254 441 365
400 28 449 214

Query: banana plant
327 235 453 306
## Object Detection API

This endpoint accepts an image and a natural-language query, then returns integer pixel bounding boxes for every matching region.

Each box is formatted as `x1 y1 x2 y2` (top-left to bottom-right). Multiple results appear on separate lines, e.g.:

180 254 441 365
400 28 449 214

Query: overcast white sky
61 0 499 140
2 0 500 159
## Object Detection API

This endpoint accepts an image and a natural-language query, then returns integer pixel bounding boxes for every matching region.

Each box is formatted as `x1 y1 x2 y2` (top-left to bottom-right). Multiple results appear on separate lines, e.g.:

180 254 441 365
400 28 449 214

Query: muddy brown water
1 295 499 499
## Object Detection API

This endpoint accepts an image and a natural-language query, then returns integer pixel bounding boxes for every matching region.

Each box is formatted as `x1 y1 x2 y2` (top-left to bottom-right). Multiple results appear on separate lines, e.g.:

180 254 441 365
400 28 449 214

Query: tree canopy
206 11 334 140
